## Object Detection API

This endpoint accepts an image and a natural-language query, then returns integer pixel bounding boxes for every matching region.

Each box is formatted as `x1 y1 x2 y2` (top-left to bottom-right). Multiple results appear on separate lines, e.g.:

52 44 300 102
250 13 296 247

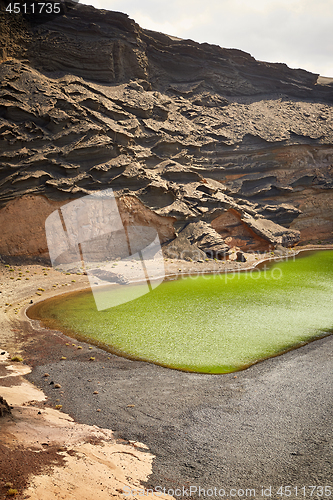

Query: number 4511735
276 486 331 496
5 3 61 14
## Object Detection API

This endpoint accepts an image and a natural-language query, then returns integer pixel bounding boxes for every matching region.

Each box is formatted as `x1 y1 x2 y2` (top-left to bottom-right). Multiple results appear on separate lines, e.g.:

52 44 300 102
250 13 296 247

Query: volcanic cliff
0 1 332 259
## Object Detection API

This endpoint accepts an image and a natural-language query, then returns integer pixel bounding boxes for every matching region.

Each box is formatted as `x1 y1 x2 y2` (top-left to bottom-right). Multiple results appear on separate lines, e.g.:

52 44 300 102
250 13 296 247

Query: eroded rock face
240 215 301 247
181 222 230 258
164 221 229 261
0 3 332 257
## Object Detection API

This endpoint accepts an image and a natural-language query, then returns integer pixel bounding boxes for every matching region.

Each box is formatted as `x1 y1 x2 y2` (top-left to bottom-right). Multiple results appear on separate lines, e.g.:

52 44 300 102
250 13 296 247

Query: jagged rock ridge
0 2 332 258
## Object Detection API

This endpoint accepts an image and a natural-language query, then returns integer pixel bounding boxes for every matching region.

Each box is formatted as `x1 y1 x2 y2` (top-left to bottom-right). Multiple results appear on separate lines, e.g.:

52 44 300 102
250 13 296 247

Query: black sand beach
25 330 333 497
1 253 332 498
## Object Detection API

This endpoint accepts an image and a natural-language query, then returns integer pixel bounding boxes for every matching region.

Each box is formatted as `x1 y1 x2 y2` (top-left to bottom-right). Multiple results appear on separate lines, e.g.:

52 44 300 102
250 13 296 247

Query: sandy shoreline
0 259 175 499
1 245 332 498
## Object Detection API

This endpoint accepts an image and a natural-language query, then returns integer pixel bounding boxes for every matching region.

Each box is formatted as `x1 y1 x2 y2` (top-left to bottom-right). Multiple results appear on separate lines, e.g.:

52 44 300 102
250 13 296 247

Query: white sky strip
81 0 333 77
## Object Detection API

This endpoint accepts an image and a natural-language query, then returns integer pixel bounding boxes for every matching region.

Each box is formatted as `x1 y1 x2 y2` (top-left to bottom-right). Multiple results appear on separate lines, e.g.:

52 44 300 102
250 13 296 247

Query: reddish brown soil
0 441 65 498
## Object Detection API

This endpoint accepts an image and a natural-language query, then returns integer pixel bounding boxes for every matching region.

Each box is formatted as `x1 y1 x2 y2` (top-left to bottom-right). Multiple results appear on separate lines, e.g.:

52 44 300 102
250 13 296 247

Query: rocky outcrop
163 235 206 262
0 2 332 257
240 215 301 247
164 221 229 261
236 251 246 263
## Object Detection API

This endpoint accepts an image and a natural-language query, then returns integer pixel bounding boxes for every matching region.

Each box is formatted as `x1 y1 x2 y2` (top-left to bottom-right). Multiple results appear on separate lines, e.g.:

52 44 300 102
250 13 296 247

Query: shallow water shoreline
26 248 333 375
0 244 332 497
23 243 333 313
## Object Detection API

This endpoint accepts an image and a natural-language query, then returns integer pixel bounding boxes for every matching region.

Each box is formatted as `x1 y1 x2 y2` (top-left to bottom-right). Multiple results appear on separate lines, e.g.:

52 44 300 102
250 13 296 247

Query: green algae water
28 251 333 373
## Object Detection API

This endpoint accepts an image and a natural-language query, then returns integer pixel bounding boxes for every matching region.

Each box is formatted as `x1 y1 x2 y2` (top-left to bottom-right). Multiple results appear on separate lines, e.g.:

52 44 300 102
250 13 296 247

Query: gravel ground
24 333 333 499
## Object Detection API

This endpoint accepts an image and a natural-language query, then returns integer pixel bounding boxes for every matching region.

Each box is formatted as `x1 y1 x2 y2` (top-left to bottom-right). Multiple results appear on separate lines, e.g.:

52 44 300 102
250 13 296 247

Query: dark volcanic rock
236 251 246 263
163 234 206 262
0 396 11 417
0 2 332 257
164 221 229 261
179 221 230 258
240 214 301 247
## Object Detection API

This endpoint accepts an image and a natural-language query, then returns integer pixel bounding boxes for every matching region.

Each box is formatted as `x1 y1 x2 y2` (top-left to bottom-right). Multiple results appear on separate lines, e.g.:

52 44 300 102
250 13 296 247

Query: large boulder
241 215 301 247
163 234 206 261
164 221 230 260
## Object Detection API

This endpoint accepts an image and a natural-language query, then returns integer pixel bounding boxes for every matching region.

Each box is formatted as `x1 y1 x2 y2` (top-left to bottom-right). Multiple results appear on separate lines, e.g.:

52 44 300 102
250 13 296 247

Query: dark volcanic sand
24 324 333 498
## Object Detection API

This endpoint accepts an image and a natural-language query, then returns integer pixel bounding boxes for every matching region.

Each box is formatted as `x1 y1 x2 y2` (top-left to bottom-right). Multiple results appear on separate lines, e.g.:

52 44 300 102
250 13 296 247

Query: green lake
28 251 333 373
